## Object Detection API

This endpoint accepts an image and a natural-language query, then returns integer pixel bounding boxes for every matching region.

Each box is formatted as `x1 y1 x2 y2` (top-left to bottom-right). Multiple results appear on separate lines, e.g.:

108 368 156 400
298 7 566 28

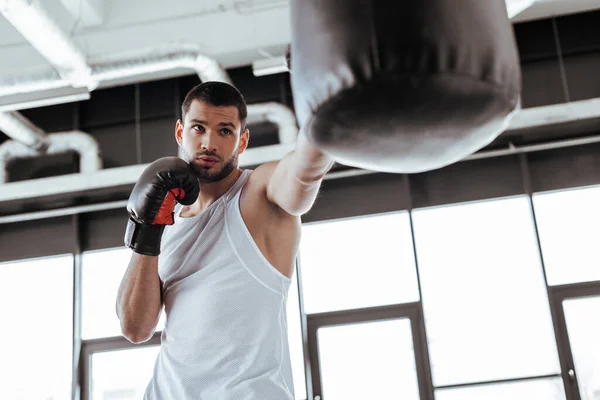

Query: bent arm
266 131 335 216
116 252 163 344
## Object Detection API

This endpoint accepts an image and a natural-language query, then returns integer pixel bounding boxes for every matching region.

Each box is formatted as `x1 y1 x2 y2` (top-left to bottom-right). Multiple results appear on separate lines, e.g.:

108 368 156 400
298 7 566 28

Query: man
116 81 334 399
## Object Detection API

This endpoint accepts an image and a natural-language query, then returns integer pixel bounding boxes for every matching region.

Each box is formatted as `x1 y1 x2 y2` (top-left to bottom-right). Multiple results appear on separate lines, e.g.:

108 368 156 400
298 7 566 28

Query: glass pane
412 197 560 386
287 270 307 400
91 346 160 399
533 187 600 285
317 319 420 400
435 378 565 400
82 247 166 339
300 212 419 314
0 255 73 400
563 295 600 400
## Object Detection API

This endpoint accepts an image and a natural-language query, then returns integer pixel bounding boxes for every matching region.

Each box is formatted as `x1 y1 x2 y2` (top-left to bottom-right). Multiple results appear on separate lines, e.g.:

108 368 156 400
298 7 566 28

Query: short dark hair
181 81 248 131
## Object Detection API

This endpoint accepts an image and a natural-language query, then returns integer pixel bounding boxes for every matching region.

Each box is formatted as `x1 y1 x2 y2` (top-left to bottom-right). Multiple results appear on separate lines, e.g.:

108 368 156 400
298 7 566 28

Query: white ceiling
0 0 598 85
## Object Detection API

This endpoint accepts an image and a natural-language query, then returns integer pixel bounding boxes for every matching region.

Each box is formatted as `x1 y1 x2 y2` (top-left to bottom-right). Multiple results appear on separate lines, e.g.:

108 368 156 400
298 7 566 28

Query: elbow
119 315 155 344
122 324 155 344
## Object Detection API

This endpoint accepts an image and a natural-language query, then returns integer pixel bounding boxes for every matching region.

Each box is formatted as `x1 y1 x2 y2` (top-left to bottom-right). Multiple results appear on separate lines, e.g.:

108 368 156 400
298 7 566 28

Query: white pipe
0 130 102 183
247 102 298 144
0 45 233 98
0 111 49 150
91 46 233 86
0 0 91 87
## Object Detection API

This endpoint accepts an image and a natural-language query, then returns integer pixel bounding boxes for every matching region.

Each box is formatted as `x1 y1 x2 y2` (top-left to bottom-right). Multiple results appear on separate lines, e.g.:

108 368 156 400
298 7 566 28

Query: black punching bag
290 0 521 173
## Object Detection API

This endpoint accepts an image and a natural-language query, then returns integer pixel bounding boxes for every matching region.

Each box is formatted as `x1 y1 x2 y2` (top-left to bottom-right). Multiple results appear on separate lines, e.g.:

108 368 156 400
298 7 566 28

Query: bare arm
266 131 335 216
116 252 163 344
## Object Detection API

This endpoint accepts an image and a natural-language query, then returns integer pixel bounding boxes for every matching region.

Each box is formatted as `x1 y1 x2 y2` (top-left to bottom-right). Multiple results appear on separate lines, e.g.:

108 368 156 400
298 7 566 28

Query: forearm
116 252 163 343
290 130 335 184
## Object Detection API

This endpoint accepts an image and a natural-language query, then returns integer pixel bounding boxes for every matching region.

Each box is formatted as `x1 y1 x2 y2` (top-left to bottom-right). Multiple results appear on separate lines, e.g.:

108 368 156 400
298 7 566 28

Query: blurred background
0 0 600 399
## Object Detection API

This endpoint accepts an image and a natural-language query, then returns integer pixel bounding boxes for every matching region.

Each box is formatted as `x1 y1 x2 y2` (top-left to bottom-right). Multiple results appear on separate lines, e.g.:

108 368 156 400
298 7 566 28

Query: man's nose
200 131 217 152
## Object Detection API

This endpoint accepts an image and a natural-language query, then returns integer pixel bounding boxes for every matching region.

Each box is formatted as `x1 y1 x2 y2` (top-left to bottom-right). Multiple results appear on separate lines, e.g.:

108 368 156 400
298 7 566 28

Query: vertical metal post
404 174 435 400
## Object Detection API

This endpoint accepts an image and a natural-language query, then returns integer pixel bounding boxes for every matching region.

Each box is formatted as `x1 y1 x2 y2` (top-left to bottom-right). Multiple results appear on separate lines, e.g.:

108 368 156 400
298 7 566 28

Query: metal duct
247 102 298 144
0 1 231 95
0 0 91 87
0 130 102 183
91 46 233 86
0 45 232 98
0 111 49 151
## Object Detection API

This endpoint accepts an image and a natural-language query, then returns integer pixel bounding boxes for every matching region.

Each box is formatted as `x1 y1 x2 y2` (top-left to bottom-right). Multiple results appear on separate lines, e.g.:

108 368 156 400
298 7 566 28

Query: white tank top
144 169 295 400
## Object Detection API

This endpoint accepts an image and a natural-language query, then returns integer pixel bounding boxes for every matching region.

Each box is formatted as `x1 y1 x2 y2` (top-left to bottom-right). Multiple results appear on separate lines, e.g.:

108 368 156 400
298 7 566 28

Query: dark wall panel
520 59 566 107
556 10 600 54
140 118 179 163
563 52 600 101
0 217 75 263
410 156 524 209
9 152 79 182
229 67 287 105
81 208 128 252
303 173 409 223
81 85 136 129
139 79 177 120
88 122 138 168
19 102 76 132
514 19 558 62
529 142 600 193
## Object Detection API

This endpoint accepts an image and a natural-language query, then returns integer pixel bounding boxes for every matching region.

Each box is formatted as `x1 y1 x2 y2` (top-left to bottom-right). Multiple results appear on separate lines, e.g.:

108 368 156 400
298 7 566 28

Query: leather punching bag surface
290 0 521 173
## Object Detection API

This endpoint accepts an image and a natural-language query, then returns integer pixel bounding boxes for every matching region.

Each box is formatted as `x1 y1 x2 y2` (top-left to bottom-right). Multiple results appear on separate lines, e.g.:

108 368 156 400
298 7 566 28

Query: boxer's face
176 100 249 183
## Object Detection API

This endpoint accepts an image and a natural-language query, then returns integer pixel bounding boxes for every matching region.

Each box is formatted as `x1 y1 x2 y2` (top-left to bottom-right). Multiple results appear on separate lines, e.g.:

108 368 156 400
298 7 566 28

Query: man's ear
175 119 184 146
238 129 250 155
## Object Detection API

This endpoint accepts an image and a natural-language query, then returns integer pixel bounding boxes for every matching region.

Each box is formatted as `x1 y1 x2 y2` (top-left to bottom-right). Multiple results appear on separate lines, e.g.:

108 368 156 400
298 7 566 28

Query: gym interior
1 1 600 399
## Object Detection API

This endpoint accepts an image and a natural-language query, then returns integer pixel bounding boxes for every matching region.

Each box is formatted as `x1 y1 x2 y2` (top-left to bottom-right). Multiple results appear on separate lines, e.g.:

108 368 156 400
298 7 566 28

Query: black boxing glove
124 157 200 256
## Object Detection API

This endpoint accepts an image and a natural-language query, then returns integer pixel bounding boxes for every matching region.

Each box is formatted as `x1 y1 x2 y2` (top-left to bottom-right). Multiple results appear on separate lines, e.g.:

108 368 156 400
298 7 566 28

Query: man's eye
193 125 204 132
222 129 232 135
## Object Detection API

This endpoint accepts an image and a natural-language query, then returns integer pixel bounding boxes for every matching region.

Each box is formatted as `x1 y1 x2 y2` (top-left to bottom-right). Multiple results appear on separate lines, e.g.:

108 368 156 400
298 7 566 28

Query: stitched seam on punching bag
365 0 380 75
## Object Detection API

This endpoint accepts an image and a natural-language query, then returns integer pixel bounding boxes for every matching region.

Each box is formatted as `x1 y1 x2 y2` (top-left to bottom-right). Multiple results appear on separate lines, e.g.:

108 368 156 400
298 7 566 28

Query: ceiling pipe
0 0 91 87
247 102 298 144
0 111 49 151
0 130 102 183
0 0 231 98
0 45 233 98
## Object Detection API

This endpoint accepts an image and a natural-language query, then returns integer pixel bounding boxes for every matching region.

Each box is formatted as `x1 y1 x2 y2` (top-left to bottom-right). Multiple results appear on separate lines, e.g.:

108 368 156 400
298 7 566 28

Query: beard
180 146 238 183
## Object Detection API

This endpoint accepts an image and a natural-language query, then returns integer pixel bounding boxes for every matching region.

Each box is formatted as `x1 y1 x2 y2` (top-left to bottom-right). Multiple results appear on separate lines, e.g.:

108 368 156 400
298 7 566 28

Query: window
533 186 600 285
0 255 73 400
563 295 600 400
91 346 160 400
317 319 420 400
300 212 420 314
82 247 166 339
412 197 561 387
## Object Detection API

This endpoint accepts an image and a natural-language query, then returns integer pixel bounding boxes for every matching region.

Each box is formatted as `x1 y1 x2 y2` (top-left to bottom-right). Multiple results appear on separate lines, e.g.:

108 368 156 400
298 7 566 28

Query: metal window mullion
405 173 435 400
294 253 313 400
521 153 580 400
435 373 563 390
72 214 83 400
549 281 600 298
